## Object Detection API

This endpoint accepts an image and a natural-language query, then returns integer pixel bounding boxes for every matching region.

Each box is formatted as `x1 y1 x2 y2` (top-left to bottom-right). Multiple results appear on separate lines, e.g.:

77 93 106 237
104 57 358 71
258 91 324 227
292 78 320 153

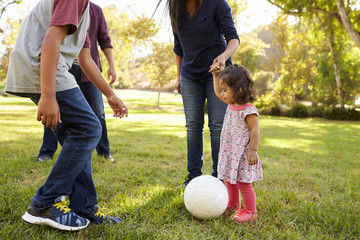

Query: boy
5 0 127 231
37 2 117 163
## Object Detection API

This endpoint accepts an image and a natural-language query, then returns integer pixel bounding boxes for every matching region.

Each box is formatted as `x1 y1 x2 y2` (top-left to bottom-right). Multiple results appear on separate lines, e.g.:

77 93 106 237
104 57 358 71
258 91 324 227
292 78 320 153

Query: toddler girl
210 64 263 224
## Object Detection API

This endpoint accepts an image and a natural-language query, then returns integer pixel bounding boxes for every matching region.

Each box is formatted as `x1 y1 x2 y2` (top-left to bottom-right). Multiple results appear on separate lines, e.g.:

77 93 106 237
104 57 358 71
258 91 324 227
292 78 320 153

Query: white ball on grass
184 175 228 220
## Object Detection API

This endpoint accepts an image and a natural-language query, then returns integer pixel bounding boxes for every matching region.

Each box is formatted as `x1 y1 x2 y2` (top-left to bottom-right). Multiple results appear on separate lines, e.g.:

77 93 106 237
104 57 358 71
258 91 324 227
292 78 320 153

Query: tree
143 41 176 108
232 32 268 74
335 0 360 46
0 17 21 82
266 0 360 106
0 0 22 22
101 6 158 88
266 0 360 46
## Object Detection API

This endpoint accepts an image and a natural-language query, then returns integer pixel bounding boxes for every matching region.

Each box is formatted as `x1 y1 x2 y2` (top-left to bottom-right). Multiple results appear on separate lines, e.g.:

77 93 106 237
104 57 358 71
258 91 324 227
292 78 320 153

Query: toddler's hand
247 149 259 165
209 63 223 76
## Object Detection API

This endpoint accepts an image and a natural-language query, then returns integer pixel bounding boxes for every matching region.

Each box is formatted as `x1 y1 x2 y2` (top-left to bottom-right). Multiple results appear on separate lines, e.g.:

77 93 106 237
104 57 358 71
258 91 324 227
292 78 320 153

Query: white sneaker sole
22 211 90 231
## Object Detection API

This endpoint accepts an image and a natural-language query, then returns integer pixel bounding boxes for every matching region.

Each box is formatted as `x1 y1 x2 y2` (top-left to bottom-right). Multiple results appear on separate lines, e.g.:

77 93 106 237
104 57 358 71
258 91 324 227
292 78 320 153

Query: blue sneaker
37 156 52 162
80 207 122 225
22 196 90 231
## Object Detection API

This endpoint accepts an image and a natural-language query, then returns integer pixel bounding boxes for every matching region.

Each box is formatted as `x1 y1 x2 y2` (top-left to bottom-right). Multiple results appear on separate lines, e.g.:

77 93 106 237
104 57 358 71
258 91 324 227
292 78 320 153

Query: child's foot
22 196 90 231
80 207 122 225
226 206 239 212
232 209 258 224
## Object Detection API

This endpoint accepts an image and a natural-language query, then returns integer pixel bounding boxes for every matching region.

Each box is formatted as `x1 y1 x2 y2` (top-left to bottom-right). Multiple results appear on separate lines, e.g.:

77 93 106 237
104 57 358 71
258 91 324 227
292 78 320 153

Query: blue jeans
30 87 101 216
180 75 227 179
38 64 110 158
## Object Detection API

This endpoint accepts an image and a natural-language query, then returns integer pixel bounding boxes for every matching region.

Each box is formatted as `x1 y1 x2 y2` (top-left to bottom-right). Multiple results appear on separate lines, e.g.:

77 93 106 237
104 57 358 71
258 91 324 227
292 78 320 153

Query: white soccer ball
184 175 228 220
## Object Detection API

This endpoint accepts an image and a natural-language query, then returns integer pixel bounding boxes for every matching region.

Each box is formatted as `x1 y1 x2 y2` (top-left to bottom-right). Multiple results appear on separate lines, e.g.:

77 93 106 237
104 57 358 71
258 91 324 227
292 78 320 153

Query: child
209 63 263 224
5 0 127 231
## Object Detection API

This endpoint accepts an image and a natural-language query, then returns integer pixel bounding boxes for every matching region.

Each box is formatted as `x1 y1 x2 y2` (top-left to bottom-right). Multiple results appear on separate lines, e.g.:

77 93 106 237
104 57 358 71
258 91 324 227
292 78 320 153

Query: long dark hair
219 64 256 104
154 0 201 32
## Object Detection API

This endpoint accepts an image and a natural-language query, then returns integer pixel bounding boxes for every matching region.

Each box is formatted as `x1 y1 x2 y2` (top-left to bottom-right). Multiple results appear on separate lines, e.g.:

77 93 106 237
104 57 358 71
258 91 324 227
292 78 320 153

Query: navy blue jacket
173 0 239 79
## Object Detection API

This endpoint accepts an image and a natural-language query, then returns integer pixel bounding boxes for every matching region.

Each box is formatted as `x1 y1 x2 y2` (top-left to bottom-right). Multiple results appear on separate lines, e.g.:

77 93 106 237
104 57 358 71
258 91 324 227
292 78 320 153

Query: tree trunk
328 34 345 107
336 0 360 46
156 86 162 108
332 62 344 107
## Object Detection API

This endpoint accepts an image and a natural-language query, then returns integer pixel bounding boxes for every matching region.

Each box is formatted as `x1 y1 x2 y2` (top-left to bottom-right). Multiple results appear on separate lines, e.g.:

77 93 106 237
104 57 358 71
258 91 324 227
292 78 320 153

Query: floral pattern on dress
217 103 263 184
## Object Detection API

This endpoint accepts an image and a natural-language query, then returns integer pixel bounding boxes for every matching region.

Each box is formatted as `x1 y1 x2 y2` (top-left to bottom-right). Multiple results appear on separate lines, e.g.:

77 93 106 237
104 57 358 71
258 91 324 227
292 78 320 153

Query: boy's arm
37 25 69 131
78 48 128 118
102 47 116 85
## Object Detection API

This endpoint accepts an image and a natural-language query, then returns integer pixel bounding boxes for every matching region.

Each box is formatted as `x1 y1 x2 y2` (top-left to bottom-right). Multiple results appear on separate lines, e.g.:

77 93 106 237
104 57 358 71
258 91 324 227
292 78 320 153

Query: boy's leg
77 81 111 158
28 88 121 226
30 88 101 210
37 126 58 161
24 88 101 230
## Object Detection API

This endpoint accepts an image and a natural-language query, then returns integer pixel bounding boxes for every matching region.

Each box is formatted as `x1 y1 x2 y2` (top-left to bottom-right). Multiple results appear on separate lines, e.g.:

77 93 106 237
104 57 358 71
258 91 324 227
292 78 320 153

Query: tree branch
335 0 360 46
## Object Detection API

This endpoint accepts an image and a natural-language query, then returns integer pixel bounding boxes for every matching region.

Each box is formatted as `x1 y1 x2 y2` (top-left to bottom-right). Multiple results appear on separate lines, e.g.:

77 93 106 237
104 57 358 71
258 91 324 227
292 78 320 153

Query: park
0 90 359 239
0 0 359 239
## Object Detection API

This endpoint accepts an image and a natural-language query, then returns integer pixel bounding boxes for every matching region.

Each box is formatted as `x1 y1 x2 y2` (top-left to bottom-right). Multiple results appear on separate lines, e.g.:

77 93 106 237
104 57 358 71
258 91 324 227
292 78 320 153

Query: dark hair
157 0 201 32
219 64 256 104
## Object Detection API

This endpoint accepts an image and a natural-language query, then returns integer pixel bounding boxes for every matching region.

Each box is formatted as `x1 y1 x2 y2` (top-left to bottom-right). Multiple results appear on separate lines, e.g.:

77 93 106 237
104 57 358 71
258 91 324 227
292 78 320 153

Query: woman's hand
210 54 226 75
175 76 181 94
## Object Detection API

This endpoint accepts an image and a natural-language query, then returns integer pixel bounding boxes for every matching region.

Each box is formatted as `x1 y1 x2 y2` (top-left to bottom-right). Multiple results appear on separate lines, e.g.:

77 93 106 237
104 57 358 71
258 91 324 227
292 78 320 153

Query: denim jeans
38 64 110 158
30 87 101 216
180 75 227 179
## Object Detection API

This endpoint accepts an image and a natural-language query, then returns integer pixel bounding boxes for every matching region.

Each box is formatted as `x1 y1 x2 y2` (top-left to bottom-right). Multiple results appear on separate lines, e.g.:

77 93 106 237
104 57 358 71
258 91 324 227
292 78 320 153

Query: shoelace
53 200 71 214
94 208 108 219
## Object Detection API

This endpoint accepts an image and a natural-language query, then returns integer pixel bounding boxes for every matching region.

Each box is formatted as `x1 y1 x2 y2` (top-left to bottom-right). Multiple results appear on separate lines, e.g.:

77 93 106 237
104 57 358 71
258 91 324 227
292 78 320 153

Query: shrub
258 103 282 116
258 103 360 121
323 106 360 121
287 104 309 118
308 105 326 118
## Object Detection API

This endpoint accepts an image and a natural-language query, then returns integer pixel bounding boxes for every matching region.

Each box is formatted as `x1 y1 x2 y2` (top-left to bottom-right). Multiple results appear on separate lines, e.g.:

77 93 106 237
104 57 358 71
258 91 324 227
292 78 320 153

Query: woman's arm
211 38 239 72
175 54 182 94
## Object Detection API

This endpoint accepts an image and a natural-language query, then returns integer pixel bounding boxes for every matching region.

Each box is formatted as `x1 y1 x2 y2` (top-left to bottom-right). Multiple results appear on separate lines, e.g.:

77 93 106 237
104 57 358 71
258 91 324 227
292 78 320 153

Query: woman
165 0 239 186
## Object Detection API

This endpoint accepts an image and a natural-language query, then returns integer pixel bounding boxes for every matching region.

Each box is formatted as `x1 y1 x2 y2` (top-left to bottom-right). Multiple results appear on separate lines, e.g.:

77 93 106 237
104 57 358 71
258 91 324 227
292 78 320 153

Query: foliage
0 0 22 21
264 9 360 106
232 33 268 74
1 93 359 239
253 70 274 96
257 102 360 120
266 0 360 106
0 17 21 83
226 0 247 25
101 7 159 89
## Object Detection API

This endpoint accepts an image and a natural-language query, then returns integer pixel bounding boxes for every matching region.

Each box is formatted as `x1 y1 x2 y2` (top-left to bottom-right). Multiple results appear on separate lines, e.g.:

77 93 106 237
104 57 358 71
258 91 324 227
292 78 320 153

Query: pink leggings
225 181 256 213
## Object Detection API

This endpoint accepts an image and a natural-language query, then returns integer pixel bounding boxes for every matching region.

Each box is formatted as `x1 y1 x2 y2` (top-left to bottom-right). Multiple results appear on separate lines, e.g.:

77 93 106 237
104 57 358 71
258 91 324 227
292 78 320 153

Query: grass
0 89 359 239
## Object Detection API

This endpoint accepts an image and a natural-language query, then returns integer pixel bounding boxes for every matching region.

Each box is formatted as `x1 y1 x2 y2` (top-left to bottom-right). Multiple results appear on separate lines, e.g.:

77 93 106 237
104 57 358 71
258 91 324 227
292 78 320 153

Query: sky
0 0 279 51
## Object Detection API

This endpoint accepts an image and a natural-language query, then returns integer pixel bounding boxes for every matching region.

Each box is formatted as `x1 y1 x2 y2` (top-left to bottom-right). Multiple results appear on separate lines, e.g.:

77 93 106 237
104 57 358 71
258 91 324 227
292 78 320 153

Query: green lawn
0 90 359 239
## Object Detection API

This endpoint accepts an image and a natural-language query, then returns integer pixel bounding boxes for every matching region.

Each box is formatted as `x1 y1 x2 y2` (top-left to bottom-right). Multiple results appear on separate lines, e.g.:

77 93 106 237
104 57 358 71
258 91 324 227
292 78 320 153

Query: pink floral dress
217 103 263 184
